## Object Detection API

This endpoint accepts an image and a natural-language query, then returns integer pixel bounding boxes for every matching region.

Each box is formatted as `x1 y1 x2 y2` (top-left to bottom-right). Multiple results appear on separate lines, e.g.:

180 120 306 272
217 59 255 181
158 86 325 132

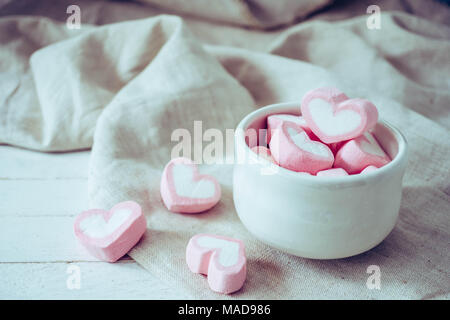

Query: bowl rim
235 101 408 185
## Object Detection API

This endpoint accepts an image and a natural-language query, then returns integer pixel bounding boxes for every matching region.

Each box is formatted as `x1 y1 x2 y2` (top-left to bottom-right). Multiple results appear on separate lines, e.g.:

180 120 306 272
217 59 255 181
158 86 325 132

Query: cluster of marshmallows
252 87 391 176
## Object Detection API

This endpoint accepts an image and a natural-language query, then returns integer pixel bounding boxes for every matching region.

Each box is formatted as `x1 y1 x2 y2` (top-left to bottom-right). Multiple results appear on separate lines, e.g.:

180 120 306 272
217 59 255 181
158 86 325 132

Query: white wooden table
0 145 188 299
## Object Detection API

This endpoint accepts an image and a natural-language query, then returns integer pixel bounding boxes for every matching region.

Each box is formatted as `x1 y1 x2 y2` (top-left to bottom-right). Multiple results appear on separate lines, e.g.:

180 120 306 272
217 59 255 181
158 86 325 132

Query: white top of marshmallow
173 164 215 199
309 99 361 136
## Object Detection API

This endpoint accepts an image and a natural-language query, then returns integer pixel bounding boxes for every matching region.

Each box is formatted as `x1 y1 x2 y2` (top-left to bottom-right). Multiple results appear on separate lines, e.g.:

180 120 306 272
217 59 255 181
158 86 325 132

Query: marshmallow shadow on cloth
1 11 449 299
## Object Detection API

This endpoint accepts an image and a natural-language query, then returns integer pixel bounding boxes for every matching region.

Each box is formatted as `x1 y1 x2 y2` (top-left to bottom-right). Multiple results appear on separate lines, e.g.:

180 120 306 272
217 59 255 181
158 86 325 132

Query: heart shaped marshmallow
334 132 390 174
186 234 246 294
266 114 317 143
74 201 146 262
301 87 378 143
160 157 221 213
269 122 334 174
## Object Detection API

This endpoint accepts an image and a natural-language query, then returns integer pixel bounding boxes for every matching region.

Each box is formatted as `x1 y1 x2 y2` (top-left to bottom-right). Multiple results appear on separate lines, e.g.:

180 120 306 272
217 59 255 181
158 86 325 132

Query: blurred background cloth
134 0 333 28
0 0 449 299
1 0 450 28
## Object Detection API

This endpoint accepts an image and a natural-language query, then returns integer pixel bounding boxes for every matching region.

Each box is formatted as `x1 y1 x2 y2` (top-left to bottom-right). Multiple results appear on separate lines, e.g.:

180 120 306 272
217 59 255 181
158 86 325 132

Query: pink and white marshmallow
266 114 316 143
334 132 390 174
269 122 334 174
74 201 147 262
360 165 378 174
186 234 246 294
251 146 276 164
160 157 221 213
316 168 348 177
301 87 379 144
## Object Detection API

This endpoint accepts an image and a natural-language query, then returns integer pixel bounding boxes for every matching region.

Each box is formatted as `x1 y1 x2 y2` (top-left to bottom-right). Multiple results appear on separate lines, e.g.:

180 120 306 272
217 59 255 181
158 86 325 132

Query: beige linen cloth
135 0 332 28
1 1 449 299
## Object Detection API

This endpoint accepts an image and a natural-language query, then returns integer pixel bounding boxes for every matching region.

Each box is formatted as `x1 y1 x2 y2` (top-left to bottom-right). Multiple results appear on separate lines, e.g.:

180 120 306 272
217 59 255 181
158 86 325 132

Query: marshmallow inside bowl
233 102 408 259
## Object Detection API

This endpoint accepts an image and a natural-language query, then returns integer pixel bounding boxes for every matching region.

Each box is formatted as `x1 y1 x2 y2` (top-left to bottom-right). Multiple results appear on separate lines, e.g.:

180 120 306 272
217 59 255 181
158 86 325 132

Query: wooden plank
0 146 186 299
0 147 185 299
0 180 88 217
0 216 104 262
0 261 188 299
0 146 89 179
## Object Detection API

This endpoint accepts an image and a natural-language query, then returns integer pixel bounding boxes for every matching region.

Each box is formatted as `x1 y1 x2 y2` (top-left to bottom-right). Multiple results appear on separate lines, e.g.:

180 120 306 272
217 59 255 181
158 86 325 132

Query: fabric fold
0 10 449 299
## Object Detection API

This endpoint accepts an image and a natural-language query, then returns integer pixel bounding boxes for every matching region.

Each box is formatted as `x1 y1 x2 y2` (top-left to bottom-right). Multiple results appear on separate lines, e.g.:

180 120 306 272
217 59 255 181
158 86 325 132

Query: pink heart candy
334 132 390 174
186 234 246 294
74 201 146 262
269 122 334 174
301 87 379 144
160 157 221 213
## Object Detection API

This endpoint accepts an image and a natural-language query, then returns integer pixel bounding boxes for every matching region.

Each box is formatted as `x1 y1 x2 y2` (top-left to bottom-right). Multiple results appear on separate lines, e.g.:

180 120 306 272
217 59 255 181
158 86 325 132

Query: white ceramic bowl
233 102 408 259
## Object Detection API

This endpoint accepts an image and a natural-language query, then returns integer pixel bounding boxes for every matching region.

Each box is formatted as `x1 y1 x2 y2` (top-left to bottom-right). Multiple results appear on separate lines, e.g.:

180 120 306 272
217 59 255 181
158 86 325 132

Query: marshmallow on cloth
269 122 334 174
316 168 348 177
160 157 221 213
266 114 316 143
186 234 246 294
74 201 146 262
334 132 390 174
301 87 378 143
